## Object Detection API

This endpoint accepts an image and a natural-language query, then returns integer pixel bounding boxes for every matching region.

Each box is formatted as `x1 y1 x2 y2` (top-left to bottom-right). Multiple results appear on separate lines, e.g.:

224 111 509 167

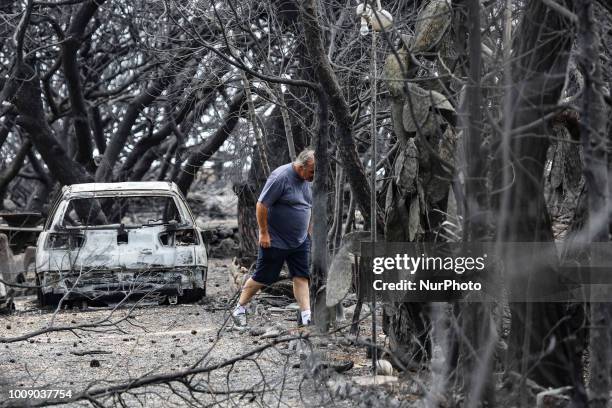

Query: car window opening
62 196 182 228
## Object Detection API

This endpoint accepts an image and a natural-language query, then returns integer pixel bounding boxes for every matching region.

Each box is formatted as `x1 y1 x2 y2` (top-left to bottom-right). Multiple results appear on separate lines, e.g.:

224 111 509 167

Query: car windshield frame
50 192 193 231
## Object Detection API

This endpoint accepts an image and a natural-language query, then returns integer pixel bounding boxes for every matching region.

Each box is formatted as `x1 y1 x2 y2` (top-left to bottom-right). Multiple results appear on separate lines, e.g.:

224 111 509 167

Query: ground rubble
0 256 576 407
0 258 430 407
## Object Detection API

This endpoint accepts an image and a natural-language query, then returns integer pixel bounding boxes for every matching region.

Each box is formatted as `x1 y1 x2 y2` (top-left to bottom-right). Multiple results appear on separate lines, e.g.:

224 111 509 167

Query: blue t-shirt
258 163 312 249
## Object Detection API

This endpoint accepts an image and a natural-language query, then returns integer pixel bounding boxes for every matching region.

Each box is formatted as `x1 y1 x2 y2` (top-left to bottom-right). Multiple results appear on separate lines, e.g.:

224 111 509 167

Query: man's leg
233 246 284 327
238 278 264 306
287 237 311 325
292 276 311 325
232 278 264 329
292 277 310 310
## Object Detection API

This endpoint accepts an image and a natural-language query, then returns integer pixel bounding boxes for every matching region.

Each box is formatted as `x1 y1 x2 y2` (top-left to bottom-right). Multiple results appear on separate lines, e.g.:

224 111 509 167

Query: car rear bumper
40 266 207 298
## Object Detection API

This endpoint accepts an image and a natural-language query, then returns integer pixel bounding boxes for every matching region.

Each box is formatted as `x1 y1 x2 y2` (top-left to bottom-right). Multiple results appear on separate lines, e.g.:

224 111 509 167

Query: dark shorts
252 237 310 285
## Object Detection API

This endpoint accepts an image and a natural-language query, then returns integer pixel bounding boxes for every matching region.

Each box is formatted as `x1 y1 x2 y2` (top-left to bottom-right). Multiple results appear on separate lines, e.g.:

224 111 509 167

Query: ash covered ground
0 257 425 407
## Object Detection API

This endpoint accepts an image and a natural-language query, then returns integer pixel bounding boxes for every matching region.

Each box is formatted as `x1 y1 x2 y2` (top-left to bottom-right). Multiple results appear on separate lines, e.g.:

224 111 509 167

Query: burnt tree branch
176 91 246 195
119 83 222 180
8 61 92 186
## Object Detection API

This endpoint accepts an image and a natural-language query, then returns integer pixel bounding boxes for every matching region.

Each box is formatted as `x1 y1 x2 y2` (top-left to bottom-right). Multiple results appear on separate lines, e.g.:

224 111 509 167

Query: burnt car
35 182 207 306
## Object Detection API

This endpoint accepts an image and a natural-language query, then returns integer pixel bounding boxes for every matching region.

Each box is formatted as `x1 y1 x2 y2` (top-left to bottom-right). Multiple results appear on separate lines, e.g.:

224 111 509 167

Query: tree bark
89 106 106 155
577 1 610 406
130 143 165 182
309 90 330 328
276 85 296 161
157 138 178 182
25 150 54 213
328 158 344 254
234 182 259 260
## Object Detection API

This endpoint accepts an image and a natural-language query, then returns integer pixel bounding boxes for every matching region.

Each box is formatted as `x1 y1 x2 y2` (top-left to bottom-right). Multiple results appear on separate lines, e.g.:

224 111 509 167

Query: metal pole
370 28 377 375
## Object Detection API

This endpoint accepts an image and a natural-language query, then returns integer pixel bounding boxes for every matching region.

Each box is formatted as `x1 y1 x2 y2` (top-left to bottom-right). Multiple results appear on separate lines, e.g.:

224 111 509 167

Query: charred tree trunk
577 1 611 406
309 90 330 327
157 138 178 182
242 73 270 176
328 158 344 254
458 1 495 405
89 106 106 155
234 183 259 260
130 143 165 182
497 0 581 390
25 150 54 214
62 0 105 172
168 133 186 183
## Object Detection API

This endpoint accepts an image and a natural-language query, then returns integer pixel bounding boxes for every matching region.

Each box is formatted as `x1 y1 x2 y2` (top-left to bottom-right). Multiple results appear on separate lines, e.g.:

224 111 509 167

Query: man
232 149 315 328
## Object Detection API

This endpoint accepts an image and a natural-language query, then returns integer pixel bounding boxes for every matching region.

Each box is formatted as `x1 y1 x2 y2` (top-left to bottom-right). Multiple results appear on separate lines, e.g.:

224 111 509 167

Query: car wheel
36 274 62 307
179 287 205 304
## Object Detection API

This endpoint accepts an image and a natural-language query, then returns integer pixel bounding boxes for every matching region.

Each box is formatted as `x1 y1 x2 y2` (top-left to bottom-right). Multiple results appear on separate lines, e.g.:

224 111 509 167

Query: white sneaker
297 311 312 327
232 312 248 330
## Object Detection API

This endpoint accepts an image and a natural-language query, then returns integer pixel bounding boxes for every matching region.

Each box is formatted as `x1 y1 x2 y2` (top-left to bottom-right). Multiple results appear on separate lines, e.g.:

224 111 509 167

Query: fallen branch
70 350 113 356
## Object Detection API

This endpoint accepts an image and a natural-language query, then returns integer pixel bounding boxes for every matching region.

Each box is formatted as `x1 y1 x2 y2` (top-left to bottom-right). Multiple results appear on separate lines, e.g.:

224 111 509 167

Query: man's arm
257 173 284 248
256 202 271 248
308 213 312 236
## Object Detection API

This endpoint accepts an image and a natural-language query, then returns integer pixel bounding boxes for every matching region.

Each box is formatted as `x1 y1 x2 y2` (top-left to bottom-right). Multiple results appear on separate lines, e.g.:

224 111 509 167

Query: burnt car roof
63 181 181 195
